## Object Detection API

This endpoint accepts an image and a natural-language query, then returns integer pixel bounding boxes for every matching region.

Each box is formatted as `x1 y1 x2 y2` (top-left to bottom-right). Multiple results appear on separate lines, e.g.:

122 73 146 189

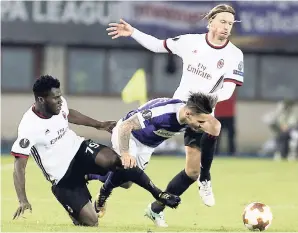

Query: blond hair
204 4 236 21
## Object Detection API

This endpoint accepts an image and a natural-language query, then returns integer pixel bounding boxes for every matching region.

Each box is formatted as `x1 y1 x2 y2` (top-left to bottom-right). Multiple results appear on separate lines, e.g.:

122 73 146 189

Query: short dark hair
186 92 218 114
33 75 60 99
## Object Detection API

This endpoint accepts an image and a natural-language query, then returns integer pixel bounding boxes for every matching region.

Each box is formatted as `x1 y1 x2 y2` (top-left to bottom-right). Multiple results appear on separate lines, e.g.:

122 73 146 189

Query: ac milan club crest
217 59 224 69
62 111 67 120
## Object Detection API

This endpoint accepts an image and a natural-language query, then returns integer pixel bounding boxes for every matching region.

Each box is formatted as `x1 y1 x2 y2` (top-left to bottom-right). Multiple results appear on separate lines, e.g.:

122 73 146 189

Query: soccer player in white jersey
106 4 244 226
11 75 180 226
87 93 217 221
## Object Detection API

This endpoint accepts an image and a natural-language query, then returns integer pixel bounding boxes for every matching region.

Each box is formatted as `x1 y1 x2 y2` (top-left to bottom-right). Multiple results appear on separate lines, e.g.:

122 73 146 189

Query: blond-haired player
106 4 244 226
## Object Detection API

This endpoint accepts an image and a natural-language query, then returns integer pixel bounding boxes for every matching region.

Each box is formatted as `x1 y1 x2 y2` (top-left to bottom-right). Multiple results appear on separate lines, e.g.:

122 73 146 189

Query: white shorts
111 119 155 170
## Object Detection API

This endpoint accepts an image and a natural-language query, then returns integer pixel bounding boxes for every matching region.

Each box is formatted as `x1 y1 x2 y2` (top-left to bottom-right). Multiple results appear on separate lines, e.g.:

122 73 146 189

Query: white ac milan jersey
164 33 244 101
11 97 84 184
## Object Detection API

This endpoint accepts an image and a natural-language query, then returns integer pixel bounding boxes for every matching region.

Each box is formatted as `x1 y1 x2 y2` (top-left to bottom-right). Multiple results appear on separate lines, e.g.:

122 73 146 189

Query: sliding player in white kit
106 4 244 226
11 75 181 227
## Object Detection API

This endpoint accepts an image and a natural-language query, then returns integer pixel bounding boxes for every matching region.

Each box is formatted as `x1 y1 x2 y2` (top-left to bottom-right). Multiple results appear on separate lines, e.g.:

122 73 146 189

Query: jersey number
85 142 100 154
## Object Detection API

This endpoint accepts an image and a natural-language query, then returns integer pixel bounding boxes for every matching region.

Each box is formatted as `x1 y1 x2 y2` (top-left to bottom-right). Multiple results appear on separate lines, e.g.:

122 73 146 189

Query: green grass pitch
1 155 298 232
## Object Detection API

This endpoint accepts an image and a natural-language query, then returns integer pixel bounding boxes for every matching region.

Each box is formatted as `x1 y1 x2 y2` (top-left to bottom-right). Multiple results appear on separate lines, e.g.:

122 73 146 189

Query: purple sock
87 172 111 182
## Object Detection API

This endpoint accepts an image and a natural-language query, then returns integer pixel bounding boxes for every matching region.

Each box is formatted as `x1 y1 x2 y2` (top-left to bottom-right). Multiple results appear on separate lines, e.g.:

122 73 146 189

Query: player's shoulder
227 41 243 57
171 33 201 42
60 96 70 115
171 98 185 104
18 107 40 132
153 98 184 105
151 98 184 113
188 33 207 40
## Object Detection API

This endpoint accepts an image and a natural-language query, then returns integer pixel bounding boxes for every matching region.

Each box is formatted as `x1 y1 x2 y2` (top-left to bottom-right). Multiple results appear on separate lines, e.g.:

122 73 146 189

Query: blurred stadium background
2 1 298 156
1 1 298 231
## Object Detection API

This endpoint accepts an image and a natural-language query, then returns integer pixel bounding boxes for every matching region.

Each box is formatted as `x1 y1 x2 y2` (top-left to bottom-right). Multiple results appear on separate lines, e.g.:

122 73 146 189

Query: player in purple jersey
106 4 244 221
86 93 218 220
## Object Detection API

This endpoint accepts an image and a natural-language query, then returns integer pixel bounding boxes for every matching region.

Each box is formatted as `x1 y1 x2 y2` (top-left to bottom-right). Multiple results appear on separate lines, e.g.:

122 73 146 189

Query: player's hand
121 153 137 169
97 121 117 133
13 201 32 220
106 19 134 39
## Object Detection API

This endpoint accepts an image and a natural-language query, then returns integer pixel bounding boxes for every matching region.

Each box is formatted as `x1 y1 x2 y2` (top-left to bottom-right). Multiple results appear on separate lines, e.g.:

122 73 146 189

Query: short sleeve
11 130 36 158
136 103 181 129
163 34 191 58
135 109 153 129
224 51 244 86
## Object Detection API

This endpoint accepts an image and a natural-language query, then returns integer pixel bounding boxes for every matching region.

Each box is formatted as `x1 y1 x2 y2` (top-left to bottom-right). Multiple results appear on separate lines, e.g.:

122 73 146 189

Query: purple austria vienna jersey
123 98 187 147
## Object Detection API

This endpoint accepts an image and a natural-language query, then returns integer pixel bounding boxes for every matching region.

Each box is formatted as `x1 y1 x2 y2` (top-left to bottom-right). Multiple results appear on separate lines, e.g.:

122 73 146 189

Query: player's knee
90 218 99 227
209 119 221 136
120 181 133 189
78 206 99 227
83 215 98 227
109 153 122 168
185 167 200 180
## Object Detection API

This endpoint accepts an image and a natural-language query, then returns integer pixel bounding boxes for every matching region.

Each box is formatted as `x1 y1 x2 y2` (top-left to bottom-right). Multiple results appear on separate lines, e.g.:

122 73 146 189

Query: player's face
186 112 210 132
209 12 235 40
43 88 62 115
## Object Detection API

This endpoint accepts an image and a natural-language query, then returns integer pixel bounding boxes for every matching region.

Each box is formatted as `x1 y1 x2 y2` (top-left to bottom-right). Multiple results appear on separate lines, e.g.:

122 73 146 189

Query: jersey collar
32 105 51 119
205 34 229 49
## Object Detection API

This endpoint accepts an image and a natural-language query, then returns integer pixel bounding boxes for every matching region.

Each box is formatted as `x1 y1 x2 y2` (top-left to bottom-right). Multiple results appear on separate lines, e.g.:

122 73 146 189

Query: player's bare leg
146 147 199 227
86 172 133 218
93 147 180 218
185 145 211 206
70 202 98 226
145 146 200 227
146 118 220 226
198 117 221 207
185 146 201 180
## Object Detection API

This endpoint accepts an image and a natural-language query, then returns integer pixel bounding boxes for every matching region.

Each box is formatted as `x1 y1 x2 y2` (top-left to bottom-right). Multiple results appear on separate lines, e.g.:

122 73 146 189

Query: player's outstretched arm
106 19 167 53
118 114 142 169
13 156 32 220
210 82 236 102
68 109 116 133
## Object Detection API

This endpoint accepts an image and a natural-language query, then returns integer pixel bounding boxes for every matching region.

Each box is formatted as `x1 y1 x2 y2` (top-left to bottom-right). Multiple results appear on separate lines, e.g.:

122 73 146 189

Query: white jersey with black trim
164 33 244 101
11 97 84 184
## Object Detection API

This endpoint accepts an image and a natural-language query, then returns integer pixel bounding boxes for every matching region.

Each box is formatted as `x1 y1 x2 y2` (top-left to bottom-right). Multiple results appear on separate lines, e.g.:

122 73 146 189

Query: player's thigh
135 144 155 170
51 183 93 225
80 139 121 173
118 142 153 189
184 128 203 172
112 126 151 169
